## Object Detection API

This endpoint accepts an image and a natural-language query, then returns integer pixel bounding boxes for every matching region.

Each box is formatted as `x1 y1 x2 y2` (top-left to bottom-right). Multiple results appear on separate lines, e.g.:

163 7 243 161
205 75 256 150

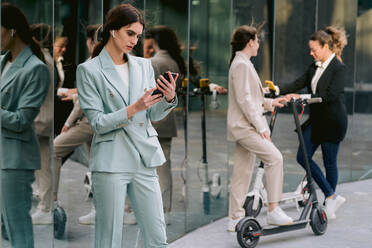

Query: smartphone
152 72 178 96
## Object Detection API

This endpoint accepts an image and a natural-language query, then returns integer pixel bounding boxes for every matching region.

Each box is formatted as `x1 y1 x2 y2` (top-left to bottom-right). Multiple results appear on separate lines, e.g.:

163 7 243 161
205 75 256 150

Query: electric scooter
236 97 327 248
243 109 308 217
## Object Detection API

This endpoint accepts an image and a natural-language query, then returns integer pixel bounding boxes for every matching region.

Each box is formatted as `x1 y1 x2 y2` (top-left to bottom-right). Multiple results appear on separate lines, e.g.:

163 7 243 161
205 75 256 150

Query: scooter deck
261 220 308 236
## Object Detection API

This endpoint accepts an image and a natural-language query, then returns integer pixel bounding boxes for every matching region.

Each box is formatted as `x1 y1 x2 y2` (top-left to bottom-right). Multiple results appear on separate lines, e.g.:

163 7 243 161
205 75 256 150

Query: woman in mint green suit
76 4 177 248
1 3 49 248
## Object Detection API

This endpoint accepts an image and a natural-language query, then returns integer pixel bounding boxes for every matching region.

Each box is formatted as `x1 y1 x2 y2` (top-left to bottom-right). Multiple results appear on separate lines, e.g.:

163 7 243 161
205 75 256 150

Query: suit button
139 122 144 127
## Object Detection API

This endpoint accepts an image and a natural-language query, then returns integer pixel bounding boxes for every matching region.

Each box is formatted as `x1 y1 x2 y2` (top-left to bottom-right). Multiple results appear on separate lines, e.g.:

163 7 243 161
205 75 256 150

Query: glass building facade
1 0 371 247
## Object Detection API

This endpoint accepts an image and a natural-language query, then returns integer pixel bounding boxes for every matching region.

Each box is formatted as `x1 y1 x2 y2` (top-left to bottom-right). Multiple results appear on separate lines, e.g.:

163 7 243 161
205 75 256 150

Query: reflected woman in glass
1 3 49 247
280 26 348 219
144 25 187 224
227 25 291 232
76 4 177 248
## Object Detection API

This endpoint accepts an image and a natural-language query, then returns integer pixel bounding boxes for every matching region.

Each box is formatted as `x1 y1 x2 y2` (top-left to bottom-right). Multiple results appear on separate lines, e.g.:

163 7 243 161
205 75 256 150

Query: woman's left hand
156 72 179 102
272 97 288 108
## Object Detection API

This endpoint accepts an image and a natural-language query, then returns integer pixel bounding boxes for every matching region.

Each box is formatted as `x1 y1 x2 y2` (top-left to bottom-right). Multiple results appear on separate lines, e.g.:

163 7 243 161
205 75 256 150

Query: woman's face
248 35 260 57
143 38 155 58
53 37 68 59
1 26 13 51
112 21 143 54
309 40 329 62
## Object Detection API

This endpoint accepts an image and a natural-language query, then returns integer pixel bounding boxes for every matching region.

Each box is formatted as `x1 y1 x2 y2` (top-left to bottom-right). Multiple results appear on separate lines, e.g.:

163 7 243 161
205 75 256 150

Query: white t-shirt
1 61 13 79
114 63 129 98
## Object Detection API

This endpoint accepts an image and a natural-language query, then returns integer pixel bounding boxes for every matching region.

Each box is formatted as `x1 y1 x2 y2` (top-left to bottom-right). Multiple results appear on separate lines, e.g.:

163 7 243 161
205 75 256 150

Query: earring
10 29 15 37
112 31 115 38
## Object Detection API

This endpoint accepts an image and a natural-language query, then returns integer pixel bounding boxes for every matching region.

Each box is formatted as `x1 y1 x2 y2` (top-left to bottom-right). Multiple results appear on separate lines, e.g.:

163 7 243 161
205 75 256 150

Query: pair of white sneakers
227 206 293 232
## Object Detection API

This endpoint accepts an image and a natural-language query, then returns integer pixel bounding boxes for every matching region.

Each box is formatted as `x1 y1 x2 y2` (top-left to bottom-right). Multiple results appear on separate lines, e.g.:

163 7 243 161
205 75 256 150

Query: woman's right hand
126 87 162 119
260 130 271 142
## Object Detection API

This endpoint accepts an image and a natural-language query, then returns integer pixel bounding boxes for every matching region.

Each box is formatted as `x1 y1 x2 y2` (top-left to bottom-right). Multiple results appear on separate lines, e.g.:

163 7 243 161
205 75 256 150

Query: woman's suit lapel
237 52 264 96
127 55 143 105
99 48 129 105
1 47 32 91
313 57 337 94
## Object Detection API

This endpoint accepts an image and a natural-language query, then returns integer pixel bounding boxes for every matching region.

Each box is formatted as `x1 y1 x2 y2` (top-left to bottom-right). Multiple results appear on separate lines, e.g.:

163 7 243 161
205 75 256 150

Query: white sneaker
123 211 137 225
328 213 336 220
32 209 53 225
325 195 345 218
79 209 96 225
267 206 293 226
227 217 243 232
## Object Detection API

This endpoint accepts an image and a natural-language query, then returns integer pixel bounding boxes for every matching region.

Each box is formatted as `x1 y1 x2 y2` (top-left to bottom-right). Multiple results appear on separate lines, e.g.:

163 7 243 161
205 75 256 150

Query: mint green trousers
92 168 168 248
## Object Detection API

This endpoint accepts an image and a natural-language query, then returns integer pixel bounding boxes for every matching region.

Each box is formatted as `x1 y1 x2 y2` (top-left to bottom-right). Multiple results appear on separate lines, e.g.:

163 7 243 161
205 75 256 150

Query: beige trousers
35 136 52 211
229 132 283 219
157 137 172 212
53 121 93 195
35 120 93 211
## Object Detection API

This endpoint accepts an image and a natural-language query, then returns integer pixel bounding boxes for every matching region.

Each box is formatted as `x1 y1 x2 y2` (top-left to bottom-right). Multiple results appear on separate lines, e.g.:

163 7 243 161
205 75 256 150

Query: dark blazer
280 56 348 143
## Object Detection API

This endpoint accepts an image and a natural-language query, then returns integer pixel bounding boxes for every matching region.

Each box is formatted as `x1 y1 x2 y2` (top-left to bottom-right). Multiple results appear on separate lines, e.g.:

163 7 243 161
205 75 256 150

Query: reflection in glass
187 0 230 232
52 1 102 247
1 3 50 247
144 0 188 242
353 0 372 181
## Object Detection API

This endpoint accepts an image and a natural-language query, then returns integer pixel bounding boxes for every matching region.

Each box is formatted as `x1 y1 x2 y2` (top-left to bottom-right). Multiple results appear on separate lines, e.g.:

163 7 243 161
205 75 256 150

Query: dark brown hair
1 2 44 62
92 4 144 58
310 26 347 62
229 24 264 67
145 26 187 75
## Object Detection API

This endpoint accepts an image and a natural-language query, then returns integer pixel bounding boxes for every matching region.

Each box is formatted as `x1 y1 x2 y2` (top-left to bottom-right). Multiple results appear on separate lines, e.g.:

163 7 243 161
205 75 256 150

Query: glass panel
1 1 54 247
353 0 372 180
317 0 357 183
143 0 188 243
273 0 317 193
53 0 102 247
186 0 231 232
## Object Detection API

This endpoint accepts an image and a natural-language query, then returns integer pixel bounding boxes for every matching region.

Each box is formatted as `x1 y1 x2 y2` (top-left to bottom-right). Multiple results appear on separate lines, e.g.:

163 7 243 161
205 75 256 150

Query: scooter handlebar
304 97 322 104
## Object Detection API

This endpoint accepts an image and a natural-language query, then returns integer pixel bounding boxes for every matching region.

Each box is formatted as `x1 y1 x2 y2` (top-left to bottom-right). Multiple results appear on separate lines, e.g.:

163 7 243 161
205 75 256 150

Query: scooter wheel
54 206 67 239
243 196 262 217
237 219 261 248
310 206 327 235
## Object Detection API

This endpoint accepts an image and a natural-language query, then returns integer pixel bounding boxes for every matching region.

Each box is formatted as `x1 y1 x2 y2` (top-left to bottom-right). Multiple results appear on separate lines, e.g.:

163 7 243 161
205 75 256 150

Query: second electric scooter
236 97 327 248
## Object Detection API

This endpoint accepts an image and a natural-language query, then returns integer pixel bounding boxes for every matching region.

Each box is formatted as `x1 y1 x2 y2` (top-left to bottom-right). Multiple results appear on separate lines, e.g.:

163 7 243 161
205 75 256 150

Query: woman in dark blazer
279 26 349 220
1 3 49 247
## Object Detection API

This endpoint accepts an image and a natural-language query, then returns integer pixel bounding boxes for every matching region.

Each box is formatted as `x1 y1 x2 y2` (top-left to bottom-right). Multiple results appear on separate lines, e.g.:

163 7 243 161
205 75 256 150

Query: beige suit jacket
34 49 54 137
227 51 273 142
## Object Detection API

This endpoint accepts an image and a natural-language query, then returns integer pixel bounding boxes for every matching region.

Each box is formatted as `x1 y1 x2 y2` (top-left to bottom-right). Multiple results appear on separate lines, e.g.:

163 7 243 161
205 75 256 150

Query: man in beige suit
227 25 292 232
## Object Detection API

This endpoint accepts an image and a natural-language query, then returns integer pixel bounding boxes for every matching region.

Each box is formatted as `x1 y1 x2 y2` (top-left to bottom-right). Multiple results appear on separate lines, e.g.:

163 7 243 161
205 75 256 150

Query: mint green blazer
0 46 50 170
76 48 177 173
